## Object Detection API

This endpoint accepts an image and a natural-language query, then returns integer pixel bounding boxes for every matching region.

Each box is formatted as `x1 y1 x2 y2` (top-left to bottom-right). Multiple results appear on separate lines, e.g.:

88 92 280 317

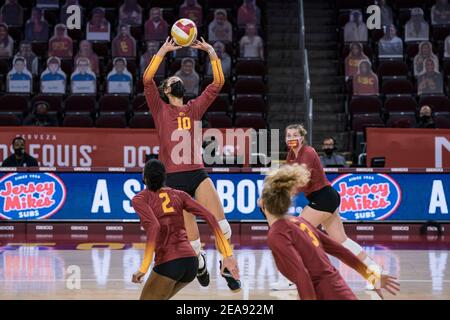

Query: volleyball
171 18 198 47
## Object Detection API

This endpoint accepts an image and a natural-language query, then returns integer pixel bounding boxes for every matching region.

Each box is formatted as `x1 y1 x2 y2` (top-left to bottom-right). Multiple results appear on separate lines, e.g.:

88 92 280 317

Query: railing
299 0 313 146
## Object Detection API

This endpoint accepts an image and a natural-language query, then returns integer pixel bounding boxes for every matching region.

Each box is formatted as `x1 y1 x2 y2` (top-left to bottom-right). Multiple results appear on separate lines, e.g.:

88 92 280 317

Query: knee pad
190 238 202 256
341 238 363 256
219 219 232 240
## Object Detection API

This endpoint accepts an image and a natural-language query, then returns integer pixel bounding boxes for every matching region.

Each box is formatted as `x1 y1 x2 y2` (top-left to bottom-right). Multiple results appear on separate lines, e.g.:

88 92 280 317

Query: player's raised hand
374 274 400 299
222 256 240 280
132 271 146 284
159 37 182 55
190 37 213 52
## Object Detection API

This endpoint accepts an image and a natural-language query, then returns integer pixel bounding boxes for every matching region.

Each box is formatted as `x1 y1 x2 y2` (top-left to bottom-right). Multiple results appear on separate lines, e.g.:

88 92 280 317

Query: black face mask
170 81 185 98
14 148 25 157
36 113 47 121
420 115 431 122
323 148 334 156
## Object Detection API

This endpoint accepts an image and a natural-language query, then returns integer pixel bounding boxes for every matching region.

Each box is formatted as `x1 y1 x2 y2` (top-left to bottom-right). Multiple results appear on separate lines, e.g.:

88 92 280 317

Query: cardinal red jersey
286 145 330 196
268 217 371 300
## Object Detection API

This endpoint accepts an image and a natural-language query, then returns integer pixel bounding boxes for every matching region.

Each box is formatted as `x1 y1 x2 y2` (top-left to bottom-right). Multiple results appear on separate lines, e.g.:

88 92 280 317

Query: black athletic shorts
306 185 341 214
153 256 199 283
166 169 209 197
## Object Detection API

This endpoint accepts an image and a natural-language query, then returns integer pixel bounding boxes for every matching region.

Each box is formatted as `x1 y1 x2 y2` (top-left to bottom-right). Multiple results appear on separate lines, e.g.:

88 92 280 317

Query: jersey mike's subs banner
0 127 252 168
366 128 450 168
0 171 448 222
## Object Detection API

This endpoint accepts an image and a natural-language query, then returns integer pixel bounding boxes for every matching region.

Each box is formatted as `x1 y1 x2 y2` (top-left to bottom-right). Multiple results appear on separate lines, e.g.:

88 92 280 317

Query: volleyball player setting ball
131 160 239 300
259 165 400 300
141 29 240 291
274 124 382 291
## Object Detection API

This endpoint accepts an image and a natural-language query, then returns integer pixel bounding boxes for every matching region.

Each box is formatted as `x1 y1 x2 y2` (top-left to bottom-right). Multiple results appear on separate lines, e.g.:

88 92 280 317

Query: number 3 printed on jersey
299 223 320 247
159 193 174 214
177 116 191 130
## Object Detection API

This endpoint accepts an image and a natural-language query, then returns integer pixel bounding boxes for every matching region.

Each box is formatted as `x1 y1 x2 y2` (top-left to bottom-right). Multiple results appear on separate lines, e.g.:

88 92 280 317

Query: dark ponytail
158 79 169 103
143 159 166 191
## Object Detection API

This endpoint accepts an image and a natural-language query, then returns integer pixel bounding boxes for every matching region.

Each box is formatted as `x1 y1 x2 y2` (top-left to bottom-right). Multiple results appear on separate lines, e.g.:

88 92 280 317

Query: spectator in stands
7 56 32 93
378 25 403 59
376 0 394 27
238 0 261 27
75 40 99 75
107 57 133 94
445 35 450 58
320 137 347 167
1 137 38 168
119 0 142 25
40 56 66 94
86 7 111 41
344 10 368 43
71 57 96 94
353 60 379 96
0 23 13 57
175 57 200 95
431 0 450 25
145 7 169 41
414 41 439 77
140 41 165 76
15 41 38 76
180 0 203 27
239 24 264 60
415 105 436 128
49 24 73 58
25 8 49 42
23 101 57 127
405 8 429 42
112 24 136 58
61 0 82 25
0 0 23 26
417 58 444 95
208 9 233 43
344 42 368 78
206 41 231 77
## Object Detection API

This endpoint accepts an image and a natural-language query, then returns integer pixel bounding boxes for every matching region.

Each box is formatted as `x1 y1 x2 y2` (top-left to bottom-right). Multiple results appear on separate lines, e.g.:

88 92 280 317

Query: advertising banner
366 128 450 168
0 171 448 222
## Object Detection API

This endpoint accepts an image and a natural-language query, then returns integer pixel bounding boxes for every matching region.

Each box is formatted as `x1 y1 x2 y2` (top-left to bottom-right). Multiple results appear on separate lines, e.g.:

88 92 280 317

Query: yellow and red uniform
143 55 224 174
132 187 233 274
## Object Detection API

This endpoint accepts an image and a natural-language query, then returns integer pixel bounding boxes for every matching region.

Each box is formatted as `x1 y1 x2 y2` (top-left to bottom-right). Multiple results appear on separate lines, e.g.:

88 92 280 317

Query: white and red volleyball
171 18 198 47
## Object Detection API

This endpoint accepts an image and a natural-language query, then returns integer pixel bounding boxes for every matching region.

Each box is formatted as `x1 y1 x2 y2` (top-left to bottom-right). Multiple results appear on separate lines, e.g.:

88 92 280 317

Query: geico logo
36 225 53 230
71 226 89 231
0 226 14 231
356 226 374 231
106 226 123 231
251 226 269 231
391 226 409 231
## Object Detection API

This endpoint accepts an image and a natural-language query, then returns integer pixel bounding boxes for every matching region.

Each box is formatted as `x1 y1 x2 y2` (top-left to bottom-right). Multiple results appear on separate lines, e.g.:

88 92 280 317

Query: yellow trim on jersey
139 242 155 274
143 54 163 83
214 230 233 258
210 58 225 88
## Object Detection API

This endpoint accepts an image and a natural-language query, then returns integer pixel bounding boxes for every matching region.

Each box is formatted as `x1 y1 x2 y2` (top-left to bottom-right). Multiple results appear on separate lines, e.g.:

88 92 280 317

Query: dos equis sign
332 174 402 221
0 173 66 220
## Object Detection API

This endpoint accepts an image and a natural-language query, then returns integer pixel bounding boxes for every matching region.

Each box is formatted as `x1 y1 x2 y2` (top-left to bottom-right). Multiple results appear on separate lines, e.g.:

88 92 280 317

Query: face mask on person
287 138 301 149
420 115 431 122
14 147 25 157
169 81 185 98
323 148 334 156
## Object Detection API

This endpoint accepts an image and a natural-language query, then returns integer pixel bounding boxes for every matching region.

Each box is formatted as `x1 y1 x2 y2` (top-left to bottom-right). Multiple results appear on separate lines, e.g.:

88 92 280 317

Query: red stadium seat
234 114 267 130
0 113 22 126
377 61 409 79
234 79 267 97
233 96 267 114
351 114 384 132
62 114 94 127
31 95 63 113
434 113 450 128
384 96 418 113
235 60 266 78
0 94 29 114
419 96 450 112
129 113 155 129
132 94 149 112
95 114 127 128
207 114 233 128
432 26 450 42
349 96 382 114
208 95 230 113
31 41 48 58
381 79 414 95
98 95 129 113
386 112 417 128
92 41 109 58
64 95 96 113
406 43 420 61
